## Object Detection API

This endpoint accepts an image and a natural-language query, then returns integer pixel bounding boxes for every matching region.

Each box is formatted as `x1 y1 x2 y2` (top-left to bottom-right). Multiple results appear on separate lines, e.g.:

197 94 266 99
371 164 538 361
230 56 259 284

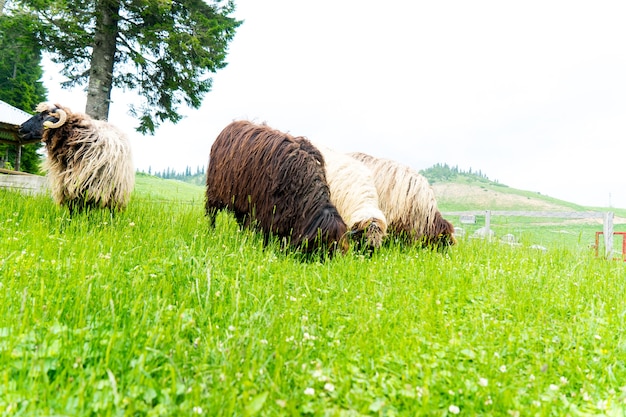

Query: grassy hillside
1 176 626 415
134 172 204 203
134 172 625 250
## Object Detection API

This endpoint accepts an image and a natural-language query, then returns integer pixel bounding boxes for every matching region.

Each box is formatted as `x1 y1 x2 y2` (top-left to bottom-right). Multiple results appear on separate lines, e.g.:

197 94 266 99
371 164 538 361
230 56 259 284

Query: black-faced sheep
18 103 135 213
205 120 348 256
349 152 456 248
313 143 387 250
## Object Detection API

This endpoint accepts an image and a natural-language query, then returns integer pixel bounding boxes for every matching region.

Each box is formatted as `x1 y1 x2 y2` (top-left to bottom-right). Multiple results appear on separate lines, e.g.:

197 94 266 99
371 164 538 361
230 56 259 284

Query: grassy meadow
1 175 626 416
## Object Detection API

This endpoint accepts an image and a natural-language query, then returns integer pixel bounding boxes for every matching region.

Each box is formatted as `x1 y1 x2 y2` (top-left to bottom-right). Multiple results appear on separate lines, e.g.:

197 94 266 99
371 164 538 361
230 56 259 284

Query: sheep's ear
35 102 51 113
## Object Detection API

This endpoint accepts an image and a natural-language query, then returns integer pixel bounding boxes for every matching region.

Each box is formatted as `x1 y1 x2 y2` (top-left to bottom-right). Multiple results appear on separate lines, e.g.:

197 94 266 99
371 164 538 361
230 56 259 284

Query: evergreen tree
0 7 47 173
15 0 241 134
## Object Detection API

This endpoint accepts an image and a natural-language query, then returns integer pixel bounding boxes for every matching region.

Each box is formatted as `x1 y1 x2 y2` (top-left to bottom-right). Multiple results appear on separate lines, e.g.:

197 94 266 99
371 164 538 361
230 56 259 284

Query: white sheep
349 152 456 248
313 143 387 250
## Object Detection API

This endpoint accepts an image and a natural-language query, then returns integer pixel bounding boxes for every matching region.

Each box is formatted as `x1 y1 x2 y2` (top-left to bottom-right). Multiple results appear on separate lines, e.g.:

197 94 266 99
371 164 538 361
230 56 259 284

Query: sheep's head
18 103 68 141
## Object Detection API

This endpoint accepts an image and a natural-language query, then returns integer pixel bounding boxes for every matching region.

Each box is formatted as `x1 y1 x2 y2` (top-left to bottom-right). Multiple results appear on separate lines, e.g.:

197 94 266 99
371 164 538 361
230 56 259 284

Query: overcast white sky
43 0 626 208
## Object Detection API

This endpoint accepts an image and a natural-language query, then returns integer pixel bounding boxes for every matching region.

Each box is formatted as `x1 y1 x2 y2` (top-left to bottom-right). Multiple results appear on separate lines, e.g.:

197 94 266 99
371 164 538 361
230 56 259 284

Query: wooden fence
443 210 618 258
0 171 48 195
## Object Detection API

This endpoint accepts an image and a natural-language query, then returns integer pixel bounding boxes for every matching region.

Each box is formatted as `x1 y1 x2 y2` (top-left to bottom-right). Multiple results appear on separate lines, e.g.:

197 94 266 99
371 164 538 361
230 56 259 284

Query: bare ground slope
432 182 626 224
432 183 568 211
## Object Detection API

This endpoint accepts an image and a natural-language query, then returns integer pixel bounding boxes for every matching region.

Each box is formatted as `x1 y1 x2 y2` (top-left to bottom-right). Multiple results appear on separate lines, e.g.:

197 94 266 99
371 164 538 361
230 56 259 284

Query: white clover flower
192 406 203 414
304 387 315 396
499 365 507 373
560 376 568 385
549 384 559 391
448 404 460 414
479 377 488 387
324 383 335 392
303 332 316 341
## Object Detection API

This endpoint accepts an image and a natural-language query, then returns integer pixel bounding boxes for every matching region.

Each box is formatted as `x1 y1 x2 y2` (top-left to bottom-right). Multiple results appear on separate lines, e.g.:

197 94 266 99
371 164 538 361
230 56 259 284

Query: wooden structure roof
0 100 39 145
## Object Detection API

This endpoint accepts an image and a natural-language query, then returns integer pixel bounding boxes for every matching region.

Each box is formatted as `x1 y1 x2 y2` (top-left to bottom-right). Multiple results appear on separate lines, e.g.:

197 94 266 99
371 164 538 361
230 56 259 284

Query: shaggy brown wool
350 152 455 248
206 121 348 255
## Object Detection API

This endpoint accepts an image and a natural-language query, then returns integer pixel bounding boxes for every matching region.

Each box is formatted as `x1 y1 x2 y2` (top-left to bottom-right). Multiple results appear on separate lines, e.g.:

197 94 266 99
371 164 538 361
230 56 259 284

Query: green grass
2 178 626 416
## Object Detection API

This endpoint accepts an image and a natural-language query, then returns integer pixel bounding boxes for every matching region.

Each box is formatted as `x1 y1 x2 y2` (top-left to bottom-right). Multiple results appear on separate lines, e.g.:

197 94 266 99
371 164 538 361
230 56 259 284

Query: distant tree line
141 165 206 186
420 163 497 184
141 162 497 187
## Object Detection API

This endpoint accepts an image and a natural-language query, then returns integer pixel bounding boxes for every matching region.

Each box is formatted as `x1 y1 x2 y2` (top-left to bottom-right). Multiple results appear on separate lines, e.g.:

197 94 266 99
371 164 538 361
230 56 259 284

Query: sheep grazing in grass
349 152 456 248
313 143 387 250
205 120 348 256
18 103 135 214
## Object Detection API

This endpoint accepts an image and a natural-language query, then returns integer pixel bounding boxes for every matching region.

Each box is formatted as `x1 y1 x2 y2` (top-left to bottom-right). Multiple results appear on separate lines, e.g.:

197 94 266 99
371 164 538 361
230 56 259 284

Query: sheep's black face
18 111 60 141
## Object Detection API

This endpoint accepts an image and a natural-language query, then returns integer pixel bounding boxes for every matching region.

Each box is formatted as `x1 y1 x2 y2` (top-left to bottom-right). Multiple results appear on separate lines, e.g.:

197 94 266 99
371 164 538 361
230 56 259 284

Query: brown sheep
206 121 348 256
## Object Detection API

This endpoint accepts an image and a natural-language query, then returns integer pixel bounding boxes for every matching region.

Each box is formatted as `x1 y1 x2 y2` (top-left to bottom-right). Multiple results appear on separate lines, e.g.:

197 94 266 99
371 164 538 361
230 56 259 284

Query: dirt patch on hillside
432 183 567 210
432 183 626 225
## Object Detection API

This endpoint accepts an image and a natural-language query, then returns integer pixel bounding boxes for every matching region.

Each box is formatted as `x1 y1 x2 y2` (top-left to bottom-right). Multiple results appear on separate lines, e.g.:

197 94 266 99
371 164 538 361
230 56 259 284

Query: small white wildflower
448 404 460 414
304 387 315 396
560 376 568 385
597 400 608 410
324 383 335 392
549 384 559 391
215 291 221 297
532 400 541 407
594 334 602 340
289 296 297 302
228 325 236 332
276 399 287 408
376 302 383 311
499 365 507 373
260 339 268 345
529 374 536 381
192 406 203 414
479 377 488 387
485 397 493 406
129 222 135 227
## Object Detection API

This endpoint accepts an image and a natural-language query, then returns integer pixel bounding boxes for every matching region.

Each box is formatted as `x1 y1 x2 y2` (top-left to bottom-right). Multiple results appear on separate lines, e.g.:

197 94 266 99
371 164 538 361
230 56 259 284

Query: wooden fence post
603 212 614 257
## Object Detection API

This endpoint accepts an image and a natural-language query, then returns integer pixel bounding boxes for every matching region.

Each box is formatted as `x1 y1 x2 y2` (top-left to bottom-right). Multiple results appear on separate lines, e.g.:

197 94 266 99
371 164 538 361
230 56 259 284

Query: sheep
205 120 348 256
18 103 135 213
313 143 387 250
349 152 456 248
